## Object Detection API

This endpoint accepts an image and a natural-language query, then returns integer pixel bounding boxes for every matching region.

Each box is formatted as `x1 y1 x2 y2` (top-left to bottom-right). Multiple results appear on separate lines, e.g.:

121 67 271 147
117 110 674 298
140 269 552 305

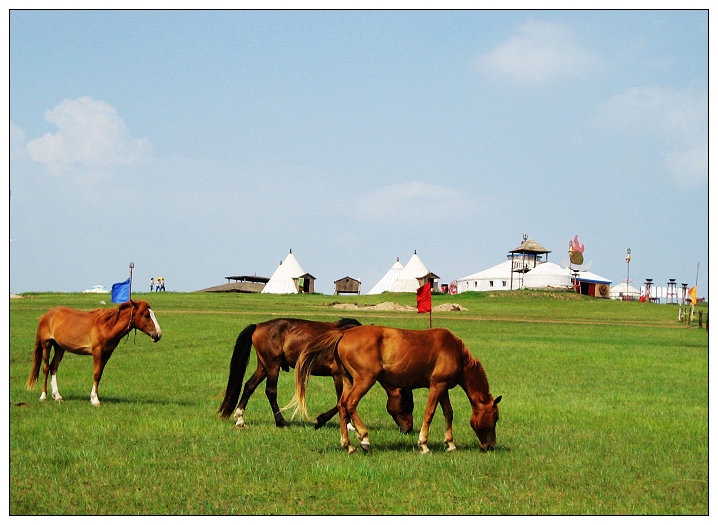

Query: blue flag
111 278 131 303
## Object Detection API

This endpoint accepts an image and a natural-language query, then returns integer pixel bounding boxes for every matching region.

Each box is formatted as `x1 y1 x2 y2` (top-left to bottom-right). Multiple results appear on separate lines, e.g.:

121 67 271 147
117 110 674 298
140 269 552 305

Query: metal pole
129 262 135 299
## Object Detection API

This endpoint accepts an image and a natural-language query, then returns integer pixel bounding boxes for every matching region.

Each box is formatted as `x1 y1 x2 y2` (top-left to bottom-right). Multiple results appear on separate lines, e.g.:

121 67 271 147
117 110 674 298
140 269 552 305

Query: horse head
131 300 162 342
470 395 501 451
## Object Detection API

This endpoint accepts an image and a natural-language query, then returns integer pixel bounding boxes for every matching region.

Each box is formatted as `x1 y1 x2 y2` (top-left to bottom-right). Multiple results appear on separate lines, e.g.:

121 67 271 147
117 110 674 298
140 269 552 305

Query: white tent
367 258 404 295
262 251 306 294
456 260 514 293
610 283 641 300
389 252 431 293
458 260 611 293
522 262 572 289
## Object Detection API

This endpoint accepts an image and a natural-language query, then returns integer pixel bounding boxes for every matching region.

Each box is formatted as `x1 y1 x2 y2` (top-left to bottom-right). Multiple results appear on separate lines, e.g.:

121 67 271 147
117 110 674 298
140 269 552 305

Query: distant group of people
150 277 166 292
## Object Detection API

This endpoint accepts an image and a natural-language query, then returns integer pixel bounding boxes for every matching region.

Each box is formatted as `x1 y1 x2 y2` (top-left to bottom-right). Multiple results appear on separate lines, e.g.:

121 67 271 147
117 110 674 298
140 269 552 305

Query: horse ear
493 396 502 406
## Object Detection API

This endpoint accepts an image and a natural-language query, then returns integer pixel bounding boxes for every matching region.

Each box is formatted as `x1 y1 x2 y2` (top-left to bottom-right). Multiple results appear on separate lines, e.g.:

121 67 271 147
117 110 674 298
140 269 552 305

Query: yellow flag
689 286 697 305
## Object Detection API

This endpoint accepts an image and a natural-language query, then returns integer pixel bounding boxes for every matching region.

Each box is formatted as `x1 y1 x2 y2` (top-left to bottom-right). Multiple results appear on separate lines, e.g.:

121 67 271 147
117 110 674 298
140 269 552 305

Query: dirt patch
433 303 467 312
329 301 466 312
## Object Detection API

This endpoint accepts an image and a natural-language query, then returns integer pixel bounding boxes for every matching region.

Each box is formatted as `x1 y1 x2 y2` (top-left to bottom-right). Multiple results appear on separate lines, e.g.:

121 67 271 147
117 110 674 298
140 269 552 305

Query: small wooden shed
334 276 361 295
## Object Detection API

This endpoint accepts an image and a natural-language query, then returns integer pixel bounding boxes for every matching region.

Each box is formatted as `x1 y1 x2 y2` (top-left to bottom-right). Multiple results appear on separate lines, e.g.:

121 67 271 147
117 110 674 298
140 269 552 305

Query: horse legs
438 391 456 452
339 376 376 453
263 366 288 427
314 373 342 430
234 365 267 427
418 383 448 454
41 342 64 401
91 350 112 406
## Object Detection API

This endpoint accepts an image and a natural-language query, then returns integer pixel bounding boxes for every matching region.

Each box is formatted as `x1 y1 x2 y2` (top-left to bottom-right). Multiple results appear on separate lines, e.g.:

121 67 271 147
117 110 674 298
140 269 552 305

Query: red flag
417 283 432 313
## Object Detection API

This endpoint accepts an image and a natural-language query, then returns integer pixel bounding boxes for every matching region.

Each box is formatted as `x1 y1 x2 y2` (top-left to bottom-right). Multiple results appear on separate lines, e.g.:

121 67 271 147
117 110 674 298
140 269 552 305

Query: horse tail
287 330 345 419
217 324 257 418
26 330 44 390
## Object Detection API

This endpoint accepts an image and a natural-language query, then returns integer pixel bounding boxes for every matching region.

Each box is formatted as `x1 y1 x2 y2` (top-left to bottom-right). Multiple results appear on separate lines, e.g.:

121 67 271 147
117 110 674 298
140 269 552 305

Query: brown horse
293 325 501 454
217 318 414 432
26 300 162 405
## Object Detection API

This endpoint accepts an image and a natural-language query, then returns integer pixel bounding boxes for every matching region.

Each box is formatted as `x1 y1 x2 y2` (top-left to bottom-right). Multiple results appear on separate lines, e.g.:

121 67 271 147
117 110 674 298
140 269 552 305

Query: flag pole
129 262 134 299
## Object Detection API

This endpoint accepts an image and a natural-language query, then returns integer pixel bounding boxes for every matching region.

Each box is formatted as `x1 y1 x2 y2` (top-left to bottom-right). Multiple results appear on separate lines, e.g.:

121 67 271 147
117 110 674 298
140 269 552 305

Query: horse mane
460 342 491 401
92 301 134 334
336 318 361 328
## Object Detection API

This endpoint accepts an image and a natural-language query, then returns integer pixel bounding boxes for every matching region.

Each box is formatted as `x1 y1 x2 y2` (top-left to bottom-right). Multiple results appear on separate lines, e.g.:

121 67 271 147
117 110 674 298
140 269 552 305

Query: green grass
9 291 708 515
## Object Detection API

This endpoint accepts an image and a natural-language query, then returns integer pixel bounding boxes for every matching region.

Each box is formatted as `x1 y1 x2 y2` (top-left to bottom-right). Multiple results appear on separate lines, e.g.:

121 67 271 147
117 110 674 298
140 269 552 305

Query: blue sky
8 9 708 297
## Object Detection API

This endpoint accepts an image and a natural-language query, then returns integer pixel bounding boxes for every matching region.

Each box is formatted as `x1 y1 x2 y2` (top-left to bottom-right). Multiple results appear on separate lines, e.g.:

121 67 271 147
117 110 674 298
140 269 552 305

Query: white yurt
522 262 572 289
366 258 404 295
610 283 641 301
456 260 514 293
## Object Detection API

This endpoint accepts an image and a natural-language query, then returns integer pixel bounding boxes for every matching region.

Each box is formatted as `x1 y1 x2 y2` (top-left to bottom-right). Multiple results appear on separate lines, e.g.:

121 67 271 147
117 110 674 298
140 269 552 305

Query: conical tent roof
367 258 404 295
262 251 305 294
389 253 430 293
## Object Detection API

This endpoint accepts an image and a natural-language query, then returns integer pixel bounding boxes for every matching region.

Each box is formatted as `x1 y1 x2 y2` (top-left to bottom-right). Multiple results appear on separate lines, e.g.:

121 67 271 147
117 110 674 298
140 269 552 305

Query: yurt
262 250 315 294
522 262 572 289
456 260 513 293
366 258 404 295
610 283 641 301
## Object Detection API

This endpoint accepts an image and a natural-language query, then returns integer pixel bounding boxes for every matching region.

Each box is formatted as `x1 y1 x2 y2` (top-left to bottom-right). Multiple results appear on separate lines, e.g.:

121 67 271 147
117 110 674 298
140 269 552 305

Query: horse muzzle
151 332 162 342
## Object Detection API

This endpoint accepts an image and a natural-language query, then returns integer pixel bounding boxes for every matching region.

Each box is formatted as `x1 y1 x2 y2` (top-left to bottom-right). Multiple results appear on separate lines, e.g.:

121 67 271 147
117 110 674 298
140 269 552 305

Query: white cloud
475 20 601 84
353 181 467 223
10 121 28 161
596 86 707 187
26 97 152 175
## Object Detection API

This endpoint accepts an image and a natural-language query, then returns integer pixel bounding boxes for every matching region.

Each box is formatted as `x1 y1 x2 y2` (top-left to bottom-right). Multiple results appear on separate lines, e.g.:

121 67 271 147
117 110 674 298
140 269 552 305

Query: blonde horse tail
286 330 344 419
26 331 43 390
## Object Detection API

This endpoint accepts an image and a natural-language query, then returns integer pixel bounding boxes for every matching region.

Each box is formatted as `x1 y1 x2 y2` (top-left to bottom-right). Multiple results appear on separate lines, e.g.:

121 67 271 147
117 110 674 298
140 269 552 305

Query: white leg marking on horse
90 386 100 406
233 408 246 427
347 421 356 432
39 392 47 401
51 374 62 401
149 309 162 338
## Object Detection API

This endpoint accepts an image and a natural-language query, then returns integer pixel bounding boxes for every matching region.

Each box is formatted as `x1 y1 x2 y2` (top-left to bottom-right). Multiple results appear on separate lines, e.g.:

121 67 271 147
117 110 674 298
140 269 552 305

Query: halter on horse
26 300 162 405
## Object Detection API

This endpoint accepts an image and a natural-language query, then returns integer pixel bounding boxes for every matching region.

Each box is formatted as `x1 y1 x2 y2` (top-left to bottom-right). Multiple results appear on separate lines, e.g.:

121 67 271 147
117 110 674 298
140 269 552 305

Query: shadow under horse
293 325 501 454
217 318 414 432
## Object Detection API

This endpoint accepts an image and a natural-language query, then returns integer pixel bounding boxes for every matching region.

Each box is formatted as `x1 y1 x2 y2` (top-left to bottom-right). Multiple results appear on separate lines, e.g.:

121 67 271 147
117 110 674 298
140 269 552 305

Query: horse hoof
39 393 47 401
347 445 356 454
360 438 370 452
419 444 431 454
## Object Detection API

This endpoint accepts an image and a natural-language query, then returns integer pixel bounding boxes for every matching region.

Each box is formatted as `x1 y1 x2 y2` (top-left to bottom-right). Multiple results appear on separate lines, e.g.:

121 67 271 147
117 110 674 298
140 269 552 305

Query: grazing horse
217 318 414 432
293 325 501 454
26 300 162 406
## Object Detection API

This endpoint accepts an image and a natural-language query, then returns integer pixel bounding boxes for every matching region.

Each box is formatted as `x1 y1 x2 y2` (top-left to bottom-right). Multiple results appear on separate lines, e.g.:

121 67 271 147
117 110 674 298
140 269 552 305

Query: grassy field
9 291 708 515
